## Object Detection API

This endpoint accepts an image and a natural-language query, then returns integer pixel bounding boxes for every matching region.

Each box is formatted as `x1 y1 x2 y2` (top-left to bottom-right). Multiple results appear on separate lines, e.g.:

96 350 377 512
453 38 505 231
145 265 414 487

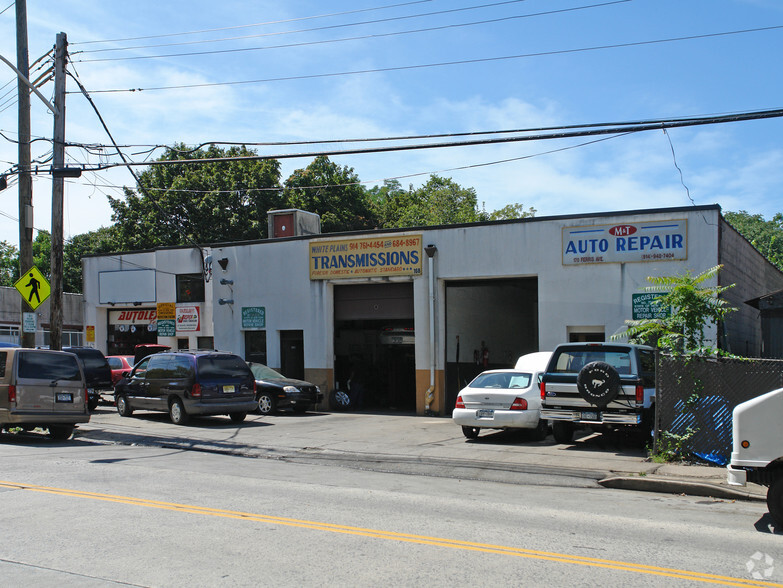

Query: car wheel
768 475 783 526
552 421 575 444
256 392 276 415
48 424 74 441
530 418 549 441
329 388 352 412
229 412 247 423
462 426 480 439
116 394 133 417
87 396 99 412
169 398 189 425
576 362 620 407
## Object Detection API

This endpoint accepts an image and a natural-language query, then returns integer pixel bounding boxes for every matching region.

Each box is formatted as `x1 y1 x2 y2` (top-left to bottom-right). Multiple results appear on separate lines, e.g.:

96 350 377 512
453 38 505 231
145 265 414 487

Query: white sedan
452 351 552 440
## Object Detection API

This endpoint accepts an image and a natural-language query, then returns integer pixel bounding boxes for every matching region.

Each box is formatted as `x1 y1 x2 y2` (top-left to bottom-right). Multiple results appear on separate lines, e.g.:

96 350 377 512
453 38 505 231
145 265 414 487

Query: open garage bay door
445 278 539 414
334 283 416 412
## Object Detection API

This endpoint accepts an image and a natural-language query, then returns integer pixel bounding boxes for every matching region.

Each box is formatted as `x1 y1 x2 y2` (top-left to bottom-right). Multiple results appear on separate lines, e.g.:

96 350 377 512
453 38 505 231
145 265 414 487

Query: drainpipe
424 244 438 412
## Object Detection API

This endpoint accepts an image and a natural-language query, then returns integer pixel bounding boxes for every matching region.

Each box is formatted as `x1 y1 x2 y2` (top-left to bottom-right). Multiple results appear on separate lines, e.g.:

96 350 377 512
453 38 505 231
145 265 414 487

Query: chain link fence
656 355 783 464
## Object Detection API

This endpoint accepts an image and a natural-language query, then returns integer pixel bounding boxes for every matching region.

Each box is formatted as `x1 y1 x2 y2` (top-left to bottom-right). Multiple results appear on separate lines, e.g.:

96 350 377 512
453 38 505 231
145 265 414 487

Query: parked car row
113 351 322 424
452 342 657 445
1 343 323 440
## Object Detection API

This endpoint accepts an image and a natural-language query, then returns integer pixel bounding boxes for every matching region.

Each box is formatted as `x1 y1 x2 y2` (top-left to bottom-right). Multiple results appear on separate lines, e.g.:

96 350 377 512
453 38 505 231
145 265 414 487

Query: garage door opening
445 277 539 415
334 283 416 412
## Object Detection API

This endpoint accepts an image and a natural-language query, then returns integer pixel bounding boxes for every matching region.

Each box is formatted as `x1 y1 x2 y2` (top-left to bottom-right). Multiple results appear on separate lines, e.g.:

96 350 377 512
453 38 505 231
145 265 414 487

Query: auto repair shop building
81 204 783 415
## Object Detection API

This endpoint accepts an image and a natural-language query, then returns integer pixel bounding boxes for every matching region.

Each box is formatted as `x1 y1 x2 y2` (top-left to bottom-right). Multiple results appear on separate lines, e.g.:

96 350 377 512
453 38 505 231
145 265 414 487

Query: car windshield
551 348 632 374
197 355 252 379
469 372 532 389
248 363 285 380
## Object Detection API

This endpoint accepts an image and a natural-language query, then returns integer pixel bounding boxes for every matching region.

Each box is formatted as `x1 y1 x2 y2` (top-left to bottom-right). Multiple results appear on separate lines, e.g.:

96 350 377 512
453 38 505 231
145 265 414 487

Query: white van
0 348 90 440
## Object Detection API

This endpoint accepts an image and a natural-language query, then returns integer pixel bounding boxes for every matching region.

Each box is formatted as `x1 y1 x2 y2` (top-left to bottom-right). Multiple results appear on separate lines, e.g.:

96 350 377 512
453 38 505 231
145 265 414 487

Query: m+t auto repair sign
562 219 687 265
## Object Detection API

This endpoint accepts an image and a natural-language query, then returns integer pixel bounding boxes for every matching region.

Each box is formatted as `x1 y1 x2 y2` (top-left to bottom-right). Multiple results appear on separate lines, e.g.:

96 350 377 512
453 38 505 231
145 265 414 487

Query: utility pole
16 0 35 348
49 32 67 351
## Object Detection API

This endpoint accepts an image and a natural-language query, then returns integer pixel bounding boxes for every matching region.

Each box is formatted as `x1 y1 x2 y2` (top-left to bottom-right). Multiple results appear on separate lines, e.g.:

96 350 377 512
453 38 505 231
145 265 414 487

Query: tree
724 210 783 271
108 144 284 250
615 265 736 355
0 240 18 287
283 156 376 233
483 203 536 221
368 175 535 229
31 231 51 281
63 227 122 293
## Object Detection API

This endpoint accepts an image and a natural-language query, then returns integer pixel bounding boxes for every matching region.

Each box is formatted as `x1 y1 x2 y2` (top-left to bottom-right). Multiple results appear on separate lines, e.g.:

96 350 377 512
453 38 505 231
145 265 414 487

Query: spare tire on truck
576 361 621 407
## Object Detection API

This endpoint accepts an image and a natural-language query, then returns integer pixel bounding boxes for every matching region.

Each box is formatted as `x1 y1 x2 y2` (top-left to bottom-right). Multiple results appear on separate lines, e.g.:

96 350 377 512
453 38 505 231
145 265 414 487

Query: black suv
64 346 113 411
114 351 257 425
539 342 656 444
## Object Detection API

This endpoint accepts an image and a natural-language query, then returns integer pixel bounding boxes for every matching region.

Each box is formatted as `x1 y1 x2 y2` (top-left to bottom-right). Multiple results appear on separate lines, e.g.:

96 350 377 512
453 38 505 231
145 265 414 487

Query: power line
63 108 772 153
73 0 624 60
78 24 783 93
71 0 436 45
61 108 783 172
68 132 630 196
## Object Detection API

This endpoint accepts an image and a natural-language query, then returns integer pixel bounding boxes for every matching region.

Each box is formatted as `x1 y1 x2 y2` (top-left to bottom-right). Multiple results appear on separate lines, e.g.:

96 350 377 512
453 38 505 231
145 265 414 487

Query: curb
599 476 767 502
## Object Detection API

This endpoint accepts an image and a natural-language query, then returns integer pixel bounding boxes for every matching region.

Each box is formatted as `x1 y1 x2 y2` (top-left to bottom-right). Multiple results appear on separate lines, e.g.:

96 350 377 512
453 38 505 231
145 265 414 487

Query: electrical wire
66 64 208 268
73 1 626 60
72 0 436 45
63 107 773 152
51 108 783 173
77 24 783 93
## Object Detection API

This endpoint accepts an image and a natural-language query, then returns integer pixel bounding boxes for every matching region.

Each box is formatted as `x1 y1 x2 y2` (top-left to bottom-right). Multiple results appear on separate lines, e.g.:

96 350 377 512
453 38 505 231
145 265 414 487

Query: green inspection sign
157 319 176 337
632 293 670 320
242 306 265 329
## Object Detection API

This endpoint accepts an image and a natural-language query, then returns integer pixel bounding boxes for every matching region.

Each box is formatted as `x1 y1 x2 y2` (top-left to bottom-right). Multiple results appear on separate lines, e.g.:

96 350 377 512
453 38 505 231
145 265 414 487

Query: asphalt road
0 409 780 586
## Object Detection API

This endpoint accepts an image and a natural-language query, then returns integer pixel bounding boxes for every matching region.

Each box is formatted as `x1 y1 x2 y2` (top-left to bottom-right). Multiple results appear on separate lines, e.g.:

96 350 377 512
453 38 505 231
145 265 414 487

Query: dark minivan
64 346 113 411
114 351 257 425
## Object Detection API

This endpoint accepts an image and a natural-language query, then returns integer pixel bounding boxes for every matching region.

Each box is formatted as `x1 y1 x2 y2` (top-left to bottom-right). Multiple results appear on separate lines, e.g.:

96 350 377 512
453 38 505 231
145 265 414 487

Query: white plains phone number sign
562 219 687 265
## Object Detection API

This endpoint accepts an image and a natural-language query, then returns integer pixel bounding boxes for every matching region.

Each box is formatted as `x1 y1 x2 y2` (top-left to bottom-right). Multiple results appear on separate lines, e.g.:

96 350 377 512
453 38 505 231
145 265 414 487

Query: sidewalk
79 409 768 502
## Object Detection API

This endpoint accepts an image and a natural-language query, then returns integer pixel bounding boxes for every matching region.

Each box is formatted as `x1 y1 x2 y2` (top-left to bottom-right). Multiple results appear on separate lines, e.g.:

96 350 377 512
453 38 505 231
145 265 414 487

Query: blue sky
0 0 781 248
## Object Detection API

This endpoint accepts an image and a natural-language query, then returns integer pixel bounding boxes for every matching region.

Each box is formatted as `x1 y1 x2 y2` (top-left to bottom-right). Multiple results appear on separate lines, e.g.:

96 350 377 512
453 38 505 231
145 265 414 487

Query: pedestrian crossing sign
14 266 51 310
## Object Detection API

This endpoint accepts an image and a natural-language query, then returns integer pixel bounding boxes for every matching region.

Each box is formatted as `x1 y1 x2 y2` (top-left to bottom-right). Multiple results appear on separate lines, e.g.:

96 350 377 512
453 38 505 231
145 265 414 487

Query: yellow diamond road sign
14 267 51 310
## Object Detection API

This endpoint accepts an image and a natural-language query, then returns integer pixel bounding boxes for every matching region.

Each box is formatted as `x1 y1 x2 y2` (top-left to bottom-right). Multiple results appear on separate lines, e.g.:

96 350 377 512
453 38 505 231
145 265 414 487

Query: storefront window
176 273 204 303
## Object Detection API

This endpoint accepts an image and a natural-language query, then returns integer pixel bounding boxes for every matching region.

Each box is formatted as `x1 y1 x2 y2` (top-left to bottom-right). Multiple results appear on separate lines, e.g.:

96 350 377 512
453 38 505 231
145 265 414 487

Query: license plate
222 385 235 394
56 392 73 403
476 409 494 418
581 411 599 421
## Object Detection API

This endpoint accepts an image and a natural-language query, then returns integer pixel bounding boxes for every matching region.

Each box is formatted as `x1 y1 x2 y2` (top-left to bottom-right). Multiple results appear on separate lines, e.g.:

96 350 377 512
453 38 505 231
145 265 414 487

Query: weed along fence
656 355 783 464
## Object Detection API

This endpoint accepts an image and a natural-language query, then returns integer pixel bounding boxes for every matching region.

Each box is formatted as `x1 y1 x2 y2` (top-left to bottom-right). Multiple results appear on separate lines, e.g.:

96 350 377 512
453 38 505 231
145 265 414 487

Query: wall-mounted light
133 301 142 306
217 258 229 271
218 298 234 305
424 244 438 258
219 278 234 285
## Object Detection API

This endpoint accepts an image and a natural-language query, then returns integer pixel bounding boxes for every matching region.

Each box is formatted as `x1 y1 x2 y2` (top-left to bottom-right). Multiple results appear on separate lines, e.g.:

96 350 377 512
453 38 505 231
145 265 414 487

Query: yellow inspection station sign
14 267 51 310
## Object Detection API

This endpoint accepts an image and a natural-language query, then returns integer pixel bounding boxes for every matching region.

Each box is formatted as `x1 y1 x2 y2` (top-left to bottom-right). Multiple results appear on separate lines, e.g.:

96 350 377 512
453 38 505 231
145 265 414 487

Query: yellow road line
1 480 779 587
